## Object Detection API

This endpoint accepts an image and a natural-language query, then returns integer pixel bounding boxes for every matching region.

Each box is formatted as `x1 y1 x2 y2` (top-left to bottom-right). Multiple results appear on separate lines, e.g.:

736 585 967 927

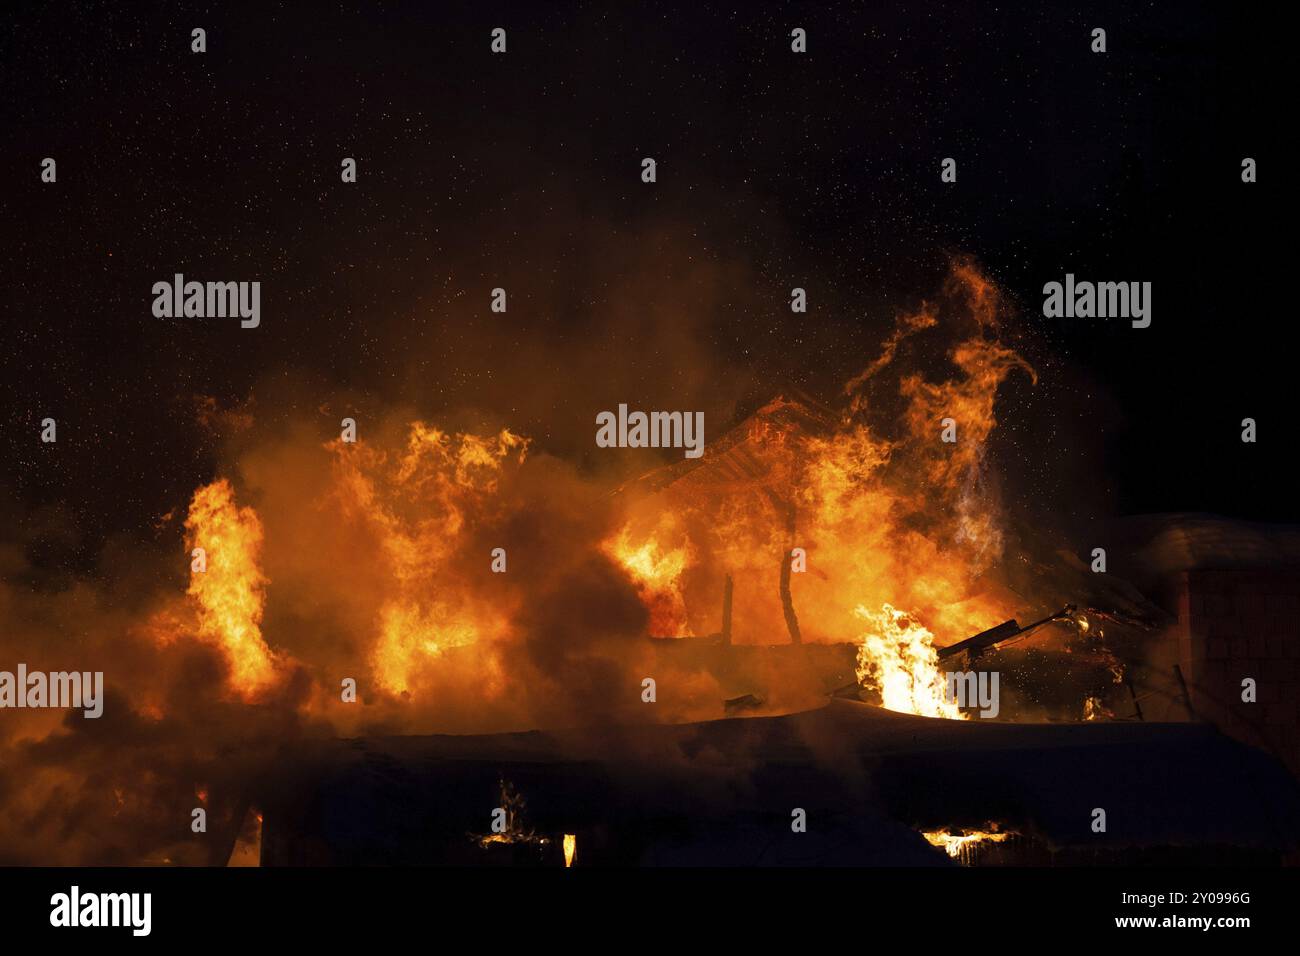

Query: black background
1 865 1288 942
1 1 1289 573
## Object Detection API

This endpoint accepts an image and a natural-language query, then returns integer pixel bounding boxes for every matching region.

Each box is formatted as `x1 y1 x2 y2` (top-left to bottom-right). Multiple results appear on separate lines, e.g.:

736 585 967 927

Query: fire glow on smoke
602 259 1031 716
162 259 1028 718
162 257 1029 712
0 258 1050 864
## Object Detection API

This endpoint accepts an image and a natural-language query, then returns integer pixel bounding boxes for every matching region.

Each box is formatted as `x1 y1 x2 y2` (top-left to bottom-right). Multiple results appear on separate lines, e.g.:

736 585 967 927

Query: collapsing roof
609 391 1170 706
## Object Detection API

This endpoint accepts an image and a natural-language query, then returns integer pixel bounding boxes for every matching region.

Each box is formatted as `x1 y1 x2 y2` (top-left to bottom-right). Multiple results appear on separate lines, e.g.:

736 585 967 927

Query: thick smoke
0 257 1081 865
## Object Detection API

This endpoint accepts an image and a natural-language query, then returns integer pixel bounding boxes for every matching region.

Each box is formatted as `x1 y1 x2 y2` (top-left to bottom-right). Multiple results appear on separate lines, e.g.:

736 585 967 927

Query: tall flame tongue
833 265 1031 714
184 479 280 699
599 260 1032 716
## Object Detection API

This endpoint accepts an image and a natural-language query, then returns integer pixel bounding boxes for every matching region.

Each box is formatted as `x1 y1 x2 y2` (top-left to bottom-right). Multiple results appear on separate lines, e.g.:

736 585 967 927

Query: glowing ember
476 778 549 849
923 827 1014 864
855 604 965 719
184 479 280 698
1084 696 1111 721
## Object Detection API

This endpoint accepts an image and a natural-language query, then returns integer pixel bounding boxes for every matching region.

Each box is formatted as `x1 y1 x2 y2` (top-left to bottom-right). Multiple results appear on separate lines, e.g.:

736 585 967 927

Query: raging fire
0 254 1141 869
600 260 1029 716
168 261 1029 722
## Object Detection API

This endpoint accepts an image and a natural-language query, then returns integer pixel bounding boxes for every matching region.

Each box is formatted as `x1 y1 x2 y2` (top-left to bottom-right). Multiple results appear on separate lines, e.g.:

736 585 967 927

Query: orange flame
184 479 280 699
373 604 480 696
605 261 1030 707
330 423 528 697
922 827 1014 863
476 778 549 848
603 518 693 636
855 604 964 719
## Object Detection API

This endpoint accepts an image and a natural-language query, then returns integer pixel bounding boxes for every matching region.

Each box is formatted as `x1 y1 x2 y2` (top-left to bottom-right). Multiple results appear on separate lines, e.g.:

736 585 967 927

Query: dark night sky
0 1 1289 571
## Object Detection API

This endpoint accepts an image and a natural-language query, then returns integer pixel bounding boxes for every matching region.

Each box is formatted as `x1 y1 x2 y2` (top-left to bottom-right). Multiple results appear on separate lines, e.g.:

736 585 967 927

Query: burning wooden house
222 413 1300 868
604 391 1166 724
